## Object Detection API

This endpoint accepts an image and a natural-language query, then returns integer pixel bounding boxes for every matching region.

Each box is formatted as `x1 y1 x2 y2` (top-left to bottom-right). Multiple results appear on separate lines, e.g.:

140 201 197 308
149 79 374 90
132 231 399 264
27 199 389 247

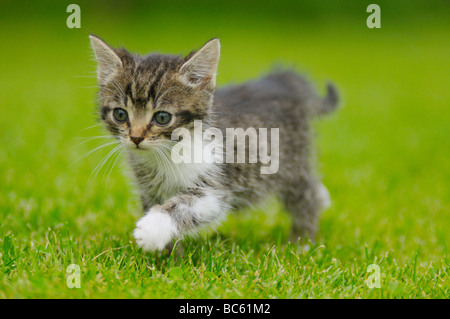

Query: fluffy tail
312 82 339 116
257 71 339 116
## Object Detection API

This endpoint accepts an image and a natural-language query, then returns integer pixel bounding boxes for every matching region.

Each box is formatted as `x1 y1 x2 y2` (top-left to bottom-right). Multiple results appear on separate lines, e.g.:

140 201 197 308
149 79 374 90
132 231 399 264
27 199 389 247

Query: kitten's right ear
89 35 122 85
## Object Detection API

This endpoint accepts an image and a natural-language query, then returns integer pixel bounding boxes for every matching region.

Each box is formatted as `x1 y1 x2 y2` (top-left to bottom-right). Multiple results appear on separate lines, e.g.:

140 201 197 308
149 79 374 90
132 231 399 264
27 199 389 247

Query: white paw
317 184 331 210
133 209 178 251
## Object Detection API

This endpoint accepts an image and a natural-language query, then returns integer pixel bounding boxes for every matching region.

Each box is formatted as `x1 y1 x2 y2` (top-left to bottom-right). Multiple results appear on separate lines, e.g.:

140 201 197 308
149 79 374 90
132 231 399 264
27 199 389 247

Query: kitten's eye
153 111 172 125
113 108 128 123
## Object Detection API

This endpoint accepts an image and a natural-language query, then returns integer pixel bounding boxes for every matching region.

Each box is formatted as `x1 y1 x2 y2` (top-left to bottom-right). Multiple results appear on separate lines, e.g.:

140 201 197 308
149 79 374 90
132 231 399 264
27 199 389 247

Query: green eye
113 108 128 123
153 111 172 125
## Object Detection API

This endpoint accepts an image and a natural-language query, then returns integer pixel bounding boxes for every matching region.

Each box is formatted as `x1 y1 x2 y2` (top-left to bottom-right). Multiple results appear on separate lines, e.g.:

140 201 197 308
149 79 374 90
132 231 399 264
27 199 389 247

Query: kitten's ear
89 35 122 85
179 39 220 89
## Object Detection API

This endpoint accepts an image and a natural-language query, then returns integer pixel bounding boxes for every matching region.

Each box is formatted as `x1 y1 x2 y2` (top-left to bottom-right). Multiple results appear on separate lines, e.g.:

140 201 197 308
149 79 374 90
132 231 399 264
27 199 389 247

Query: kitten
89 35 338 252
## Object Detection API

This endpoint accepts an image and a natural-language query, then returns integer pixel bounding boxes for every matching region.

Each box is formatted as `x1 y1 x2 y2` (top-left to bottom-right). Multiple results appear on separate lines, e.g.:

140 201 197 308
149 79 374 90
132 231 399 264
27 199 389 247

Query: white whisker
72 140 118 165
89 144 122 181
104 146 124 183
80 123 103 131
72 135 116 148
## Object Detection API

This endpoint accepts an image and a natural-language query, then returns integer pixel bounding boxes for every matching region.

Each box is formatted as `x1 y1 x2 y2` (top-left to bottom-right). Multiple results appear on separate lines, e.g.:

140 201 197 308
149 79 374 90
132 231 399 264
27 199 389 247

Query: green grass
0 2 449 298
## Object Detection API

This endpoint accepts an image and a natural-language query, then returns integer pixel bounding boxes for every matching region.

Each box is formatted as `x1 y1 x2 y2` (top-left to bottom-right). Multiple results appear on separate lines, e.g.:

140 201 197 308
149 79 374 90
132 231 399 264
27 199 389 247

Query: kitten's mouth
129 143 157 151
127 140 168 152
133 145 147 151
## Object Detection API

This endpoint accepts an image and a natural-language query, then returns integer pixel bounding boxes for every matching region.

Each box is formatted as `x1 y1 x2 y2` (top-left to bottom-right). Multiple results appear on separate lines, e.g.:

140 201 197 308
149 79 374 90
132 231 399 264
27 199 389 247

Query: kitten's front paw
133 209 178 251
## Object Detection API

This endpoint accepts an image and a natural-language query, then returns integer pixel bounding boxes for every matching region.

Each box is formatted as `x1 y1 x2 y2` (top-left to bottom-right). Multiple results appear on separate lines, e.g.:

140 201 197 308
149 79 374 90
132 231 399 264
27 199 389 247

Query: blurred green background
0 0 448 298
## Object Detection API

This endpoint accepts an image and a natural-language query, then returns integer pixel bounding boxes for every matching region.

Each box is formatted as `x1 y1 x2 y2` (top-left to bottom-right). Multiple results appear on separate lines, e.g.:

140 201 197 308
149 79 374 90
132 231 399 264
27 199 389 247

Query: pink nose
130 136 144 146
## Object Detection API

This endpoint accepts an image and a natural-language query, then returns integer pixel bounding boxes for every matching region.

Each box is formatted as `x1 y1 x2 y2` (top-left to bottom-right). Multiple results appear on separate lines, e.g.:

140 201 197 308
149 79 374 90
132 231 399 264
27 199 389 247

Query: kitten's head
89 35 220 151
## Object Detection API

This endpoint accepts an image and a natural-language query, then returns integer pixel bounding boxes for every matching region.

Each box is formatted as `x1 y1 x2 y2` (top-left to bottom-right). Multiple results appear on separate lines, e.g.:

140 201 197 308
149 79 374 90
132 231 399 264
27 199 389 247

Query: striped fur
90 35 339 251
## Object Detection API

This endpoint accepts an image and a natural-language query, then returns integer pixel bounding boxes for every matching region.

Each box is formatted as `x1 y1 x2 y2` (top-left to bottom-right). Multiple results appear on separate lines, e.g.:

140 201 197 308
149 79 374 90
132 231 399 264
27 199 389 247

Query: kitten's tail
265 70 339 116
312 82 339 116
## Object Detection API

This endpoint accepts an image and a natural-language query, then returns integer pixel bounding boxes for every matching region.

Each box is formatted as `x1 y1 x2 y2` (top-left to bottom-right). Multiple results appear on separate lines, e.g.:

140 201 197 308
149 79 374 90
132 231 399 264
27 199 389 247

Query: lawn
0 1 448 298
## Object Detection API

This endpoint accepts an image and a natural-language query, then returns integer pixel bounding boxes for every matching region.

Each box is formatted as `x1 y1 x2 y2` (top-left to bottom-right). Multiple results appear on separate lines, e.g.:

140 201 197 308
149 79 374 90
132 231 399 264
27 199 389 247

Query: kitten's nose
130 136 144 146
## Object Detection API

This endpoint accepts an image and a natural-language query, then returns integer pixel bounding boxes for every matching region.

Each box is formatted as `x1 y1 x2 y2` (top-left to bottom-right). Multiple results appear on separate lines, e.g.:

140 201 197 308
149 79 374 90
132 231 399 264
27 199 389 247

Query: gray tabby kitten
89 35 338 252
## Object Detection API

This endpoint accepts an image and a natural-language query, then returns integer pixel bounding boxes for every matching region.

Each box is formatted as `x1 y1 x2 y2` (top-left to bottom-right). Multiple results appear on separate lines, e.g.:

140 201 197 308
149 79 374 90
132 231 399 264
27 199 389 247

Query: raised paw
133 209 178 251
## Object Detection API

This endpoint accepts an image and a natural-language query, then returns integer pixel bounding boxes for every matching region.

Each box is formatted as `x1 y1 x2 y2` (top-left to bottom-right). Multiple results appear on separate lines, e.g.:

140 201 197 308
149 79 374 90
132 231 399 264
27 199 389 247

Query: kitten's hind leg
280 177 329 242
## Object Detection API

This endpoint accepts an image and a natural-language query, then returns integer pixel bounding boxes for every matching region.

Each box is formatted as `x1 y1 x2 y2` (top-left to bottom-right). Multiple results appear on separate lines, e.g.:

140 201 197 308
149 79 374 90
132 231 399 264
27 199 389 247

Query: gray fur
90 35 338 250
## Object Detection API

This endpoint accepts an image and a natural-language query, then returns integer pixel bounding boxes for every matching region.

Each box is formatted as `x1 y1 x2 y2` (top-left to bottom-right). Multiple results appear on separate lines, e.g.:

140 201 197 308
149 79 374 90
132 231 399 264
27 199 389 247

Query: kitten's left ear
179 39 220 89
89 34 123 85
